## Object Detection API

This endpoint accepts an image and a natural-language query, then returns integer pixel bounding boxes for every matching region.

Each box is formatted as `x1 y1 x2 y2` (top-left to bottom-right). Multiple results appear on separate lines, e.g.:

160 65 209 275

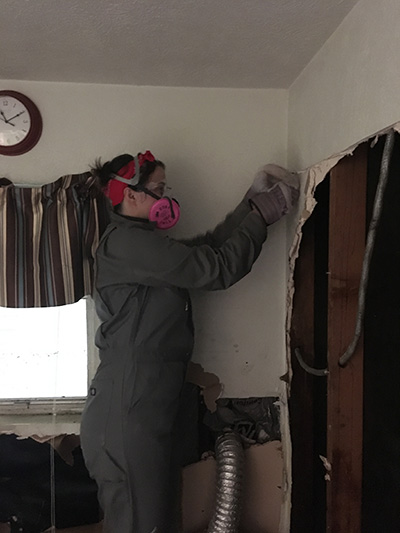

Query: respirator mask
105 150 180 230
136 185 180 230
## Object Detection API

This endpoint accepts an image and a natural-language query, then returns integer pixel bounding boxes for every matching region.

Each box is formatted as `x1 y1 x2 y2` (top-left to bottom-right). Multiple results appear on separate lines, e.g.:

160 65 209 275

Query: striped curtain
0 173 109 308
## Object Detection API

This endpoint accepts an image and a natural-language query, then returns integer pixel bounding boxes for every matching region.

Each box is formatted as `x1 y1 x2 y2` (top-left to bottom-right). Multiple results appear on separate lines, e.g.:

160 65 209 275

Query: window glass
0 299 88 399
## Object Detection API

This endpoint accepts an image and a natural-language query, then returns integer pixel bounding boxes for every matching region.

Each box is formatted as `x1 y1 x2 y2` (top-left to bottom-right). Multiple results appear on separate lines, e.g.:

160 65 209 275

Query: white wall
288 0 400 170
0 79 289 397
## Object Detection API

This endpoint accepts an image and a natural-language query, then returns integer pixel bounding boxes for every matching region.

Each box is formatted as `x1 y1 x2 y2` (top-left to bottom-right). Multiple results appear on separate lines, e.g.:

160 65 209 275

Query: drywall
288 0 400 170
0 79 289 398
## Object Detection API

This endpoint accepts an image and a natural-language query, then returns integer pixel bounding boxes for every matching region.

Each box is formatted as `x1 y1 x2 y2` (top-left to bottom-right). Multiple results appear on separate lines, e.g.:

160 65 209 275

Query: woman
80 150 299 533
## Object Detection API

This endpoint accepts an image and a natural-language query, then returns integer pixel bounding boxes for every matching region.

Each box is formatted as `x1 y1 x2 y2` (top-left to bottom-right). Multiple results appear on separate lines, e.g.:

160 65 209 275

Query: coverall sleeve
101 210 267 291
179 200 251 247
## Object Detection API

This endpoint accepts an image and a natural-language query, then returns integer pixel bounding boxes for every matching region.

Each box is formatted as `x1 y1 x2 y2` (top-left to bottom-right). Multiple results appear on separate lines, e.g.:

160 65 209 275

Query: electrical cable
294 347 328 377
339 129 396 367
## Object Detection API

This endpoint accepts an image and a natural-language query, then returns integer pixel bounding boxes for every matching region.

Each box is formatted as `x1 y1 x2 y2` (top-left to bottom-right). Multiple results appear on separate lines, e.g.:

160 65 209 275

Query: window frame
0 296 99 417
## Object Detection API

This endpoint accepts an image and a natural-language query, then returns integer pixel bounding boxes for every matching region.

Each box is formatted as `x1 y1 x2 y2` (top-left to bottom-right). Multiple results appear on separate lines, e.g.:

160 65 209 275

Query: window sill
0 398 86 415
0 399 85 437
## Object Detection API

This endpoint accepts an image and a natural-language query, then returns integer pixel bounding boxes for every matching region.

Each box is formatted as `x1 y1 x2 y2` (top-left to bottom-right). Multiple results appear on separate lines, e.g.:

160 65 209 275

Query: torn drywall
286 120 400 387
185 362 223 413
29 434 81 466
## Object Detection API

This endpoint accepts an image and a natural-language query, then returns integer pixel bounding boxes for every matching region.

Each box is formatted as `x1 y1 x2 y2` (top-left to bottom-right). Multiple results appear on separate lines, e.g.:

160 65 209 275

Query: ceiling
1 0 359 89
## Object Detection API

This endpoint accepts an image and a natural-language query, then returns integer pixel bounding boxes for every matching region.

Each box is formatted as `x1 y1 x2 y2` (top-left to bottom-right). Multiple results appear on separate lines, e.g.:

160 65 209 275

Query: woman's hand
244 164 300 225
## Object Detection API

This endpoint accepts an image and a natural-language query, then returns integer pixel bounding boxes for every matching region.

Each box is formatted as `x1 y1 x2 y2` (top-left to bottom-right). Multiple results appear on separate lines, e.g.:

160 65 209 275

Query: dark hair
91 153 165 190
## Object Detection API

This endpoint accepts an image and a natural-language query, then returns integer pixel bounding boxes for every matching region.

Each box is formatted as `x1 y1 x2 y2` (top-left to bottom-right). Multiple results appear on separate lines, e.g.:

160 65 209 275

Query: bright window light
0 299 88 399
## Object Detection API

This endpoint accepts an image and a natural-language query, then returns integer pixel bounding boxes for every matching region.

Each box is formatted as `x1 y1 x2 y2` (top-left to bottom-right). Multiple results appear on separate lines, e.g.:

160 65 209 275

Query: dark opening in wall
290 132 400 532
362 134 400 532
289 176 329 533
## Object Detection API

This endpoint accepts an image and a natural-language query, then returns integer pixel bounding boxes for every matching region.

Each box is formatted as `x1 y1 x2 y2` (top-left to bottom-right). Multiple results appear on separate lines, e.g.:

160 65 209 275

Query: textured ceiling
1 0 359 89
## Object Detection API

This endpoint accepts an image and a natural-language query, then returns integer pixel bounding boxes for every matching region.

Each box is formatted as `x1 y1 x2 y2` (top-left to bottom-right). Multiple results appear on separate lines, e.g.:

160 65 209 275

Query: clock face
0 91 42 156
0 95 32 147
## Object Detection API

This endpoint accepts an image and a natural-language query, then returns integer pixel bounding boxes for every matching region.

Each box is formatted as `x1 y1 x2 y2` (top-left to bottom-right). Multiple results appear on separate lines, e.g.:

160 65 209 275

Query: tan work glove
245 164 300 225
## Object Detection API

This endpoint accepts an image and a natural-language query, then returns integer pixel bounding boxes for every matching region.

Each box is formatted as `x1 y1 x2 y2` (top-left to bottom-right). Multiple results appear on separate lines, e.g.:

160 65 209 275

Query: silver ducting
208 431 245 533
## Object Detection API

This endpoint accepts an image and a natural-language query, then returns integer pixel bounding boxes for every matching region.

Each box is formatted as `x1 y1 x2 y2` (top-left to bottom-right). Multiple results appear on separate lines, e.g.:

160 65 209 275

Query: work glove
245 164 300 225
244 163 299 200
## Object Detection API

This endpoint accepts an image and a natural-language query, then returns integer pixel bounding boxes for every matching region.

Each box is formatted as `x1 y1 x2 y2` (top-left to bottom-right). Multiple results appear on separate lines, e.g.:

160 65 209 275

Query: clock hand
7 110 26 122
0 110 15 126
0 110 15 127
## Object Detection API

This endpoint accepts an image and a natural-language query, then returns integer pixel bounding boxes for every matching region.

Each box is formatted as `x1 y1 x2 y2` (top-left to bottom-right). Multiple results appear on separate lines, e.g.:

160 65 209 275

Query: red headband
104 150 156 206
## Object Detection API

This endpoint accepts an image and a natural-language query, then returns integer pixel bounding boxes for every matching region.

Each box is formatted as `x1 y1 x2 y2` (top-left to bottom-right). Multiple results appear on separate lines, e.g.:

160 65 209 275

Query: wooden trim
326 144 367 532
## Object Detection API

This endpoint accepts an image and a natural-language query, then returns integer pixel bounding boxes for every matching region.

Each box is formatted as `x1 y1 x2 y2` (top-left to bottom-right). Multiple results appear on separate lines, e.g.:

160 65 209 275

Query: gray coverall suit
80 200 268 533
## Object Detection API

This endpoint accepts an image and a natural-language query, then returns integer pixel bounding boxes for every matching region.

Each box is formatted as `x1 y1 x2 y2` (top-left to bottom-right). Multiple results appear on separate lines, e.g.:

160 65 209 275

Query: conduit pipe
339 129 395 366
208 431 245 533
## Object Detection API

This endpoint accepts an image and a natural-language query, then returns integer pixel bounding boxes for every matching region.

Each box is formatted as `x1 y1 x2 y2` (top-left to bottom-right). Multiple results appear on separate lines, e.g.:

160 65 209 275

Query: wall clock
0 90 43 156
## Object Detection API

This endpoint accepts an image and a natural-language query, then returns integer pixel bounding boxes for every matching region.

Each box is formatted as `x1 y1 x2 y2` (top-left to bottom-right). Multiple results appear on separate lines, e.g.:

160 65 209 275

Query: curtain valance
0 173 109 308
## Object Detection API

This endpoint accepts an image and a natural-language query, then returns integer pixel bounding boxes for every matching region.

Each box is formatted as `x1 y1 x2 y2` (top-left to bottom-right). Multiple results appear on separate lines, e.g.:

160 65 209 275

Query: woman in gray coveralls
80 150 299 533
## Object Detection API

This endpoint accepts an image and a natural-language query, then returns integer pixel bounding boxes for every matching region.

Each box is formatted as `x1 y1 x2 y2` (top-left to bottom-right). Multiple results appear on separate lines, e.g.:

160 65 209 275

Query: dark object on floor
0 434 100 532
0 386 212 532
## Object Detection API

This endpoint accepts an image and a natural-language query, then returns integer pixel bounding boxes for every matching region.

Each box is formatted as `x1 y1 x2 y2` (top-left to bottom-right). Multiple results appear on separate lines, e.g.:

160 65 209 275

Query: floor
0 441 281 533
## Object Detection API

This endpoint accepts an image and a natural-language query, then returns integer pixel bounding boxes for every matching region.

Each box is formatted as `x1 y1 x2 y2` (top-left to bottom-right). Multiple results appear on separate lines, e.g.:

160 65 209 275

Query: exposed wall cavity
284 121 400 533
286 121 400 383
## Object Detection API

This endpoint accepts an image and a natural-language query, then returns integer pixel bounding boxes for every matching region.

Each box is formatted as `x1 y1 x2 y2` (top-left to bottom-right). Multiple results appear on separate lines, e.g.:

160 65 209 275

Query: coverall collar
110 210 157 230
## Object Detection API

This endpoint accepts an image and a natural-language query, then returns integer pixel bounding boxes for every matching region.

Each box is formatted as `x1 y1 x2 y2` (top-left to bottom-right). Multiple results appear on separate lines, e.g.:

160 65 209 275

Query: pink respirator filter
149 197 180 229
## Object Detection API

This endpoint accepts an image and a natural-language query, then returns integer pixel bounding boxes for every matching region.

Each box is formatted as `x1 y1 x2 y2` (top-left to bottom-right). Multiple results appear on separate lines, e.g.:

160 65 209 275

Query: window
0 297 99 413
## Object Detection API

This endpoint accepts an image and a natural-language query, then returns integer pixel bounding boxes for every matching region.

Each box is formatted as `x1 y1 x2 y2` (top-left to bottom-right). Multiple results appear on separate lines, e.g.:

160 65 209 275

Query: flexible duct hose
208 431 245 533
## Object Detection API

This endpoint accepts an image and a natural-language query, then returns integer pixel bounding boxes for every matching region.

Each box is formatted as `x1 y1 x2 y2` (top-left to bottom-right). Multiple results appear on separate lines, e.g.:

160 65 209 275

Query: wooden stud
326 144 367 532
